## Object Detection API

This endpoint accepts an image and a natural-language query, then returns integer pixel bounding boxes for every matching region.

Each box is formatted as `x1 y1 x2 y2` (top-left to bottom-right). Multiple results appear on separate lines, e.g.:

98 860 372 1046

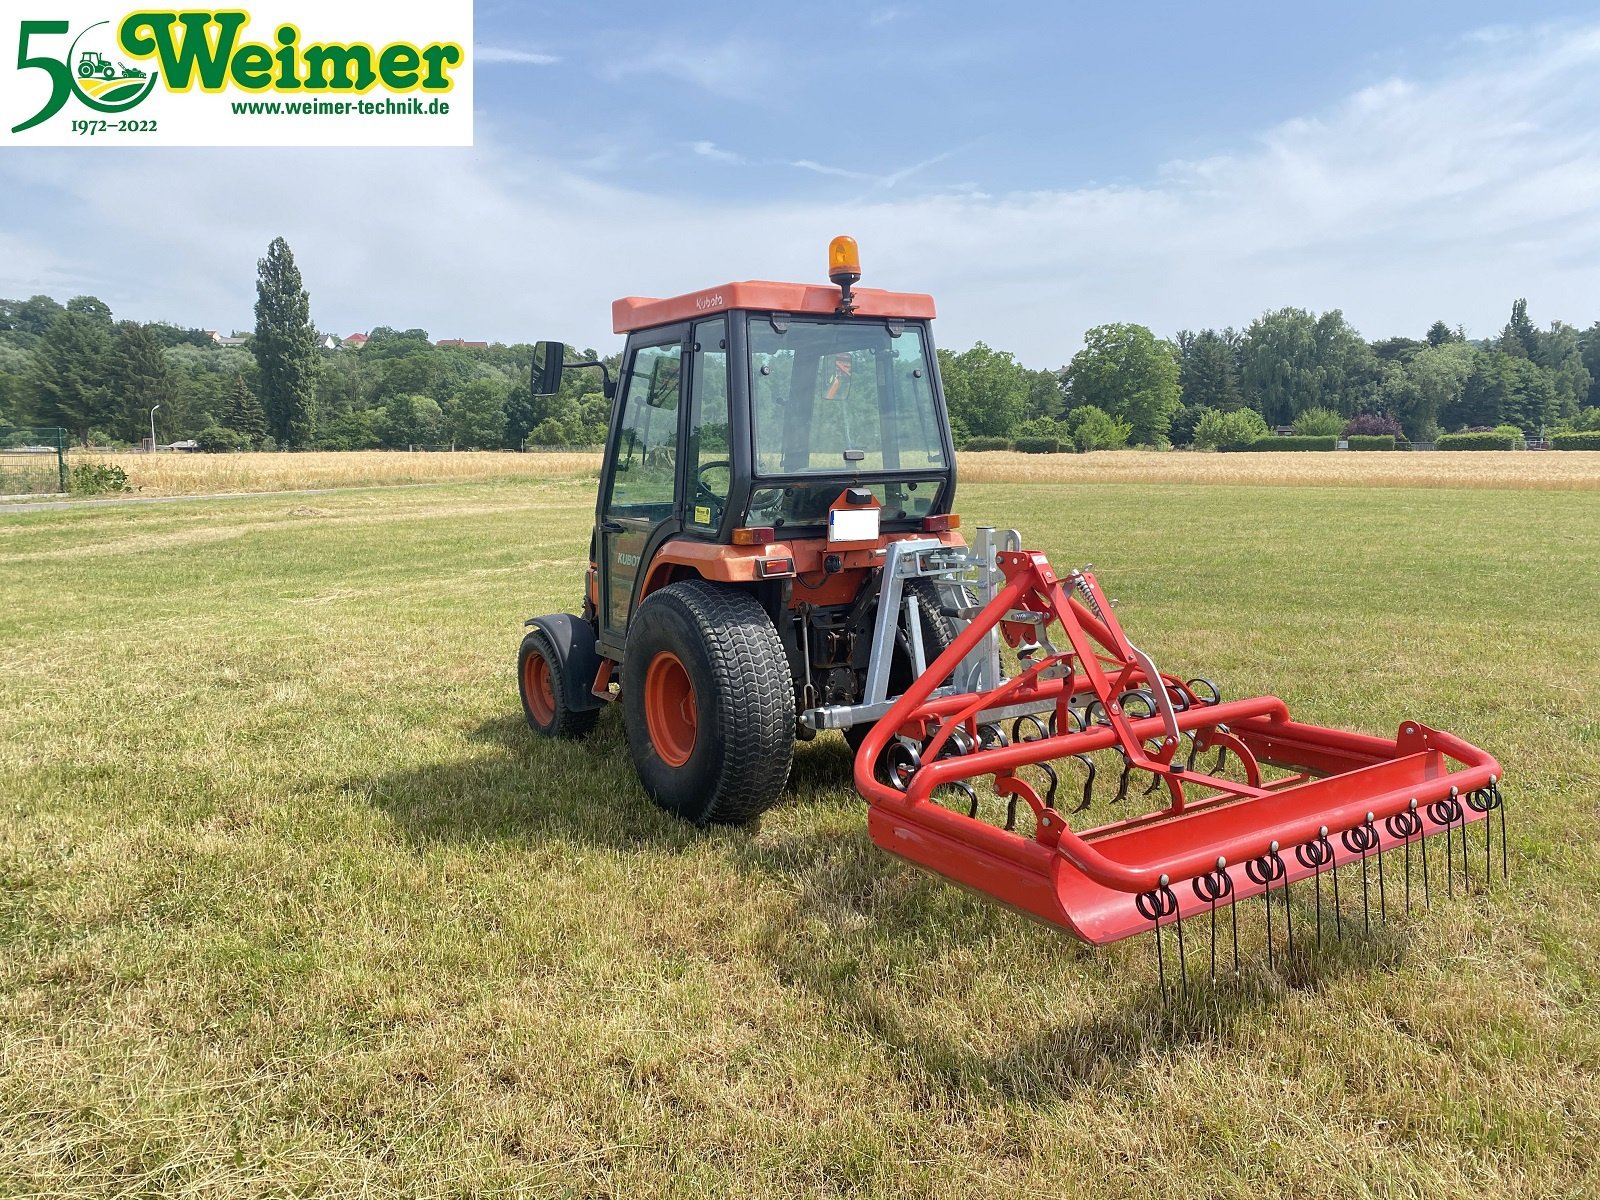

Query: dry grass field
3 466 1598 1196
70 450 603 496
56 447 1600 500
958 448 1600 490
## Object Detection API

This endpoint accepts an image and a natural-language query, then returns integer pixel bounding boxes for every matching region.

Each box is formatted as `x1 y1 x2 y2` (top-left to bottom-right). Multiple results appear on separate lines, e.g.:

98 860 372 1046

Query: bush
1436 429 1520 451
1013 436 1061 454
1550 431 1600 450
961 436 1013 451
195 425 248 453
1192 407 1270 452
1292 407 1344 437
1346 435 1396 451
1344 412 1403 438
1064 405 1131 453
1243 435 1337 452
68 462 131 496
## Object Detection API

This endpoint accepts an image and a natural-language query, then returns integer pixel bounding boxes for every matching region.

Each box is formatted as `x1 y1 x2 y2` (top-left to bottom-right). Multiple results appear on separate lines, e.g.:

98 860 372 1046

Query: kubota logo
4 7 473 145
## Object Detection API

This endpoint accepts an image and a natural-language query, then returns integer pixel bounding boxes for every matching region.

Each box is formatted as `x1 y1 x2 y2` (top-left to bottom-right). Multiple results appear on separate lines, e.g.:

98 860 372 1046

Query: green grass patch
2 475 1598 1196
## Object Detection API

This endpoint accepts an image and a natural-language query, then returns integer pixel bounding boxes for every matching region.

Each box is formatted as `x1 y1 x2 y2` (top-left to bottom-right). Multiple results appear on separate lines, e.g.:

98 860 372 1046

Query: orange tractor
519 237 1505 985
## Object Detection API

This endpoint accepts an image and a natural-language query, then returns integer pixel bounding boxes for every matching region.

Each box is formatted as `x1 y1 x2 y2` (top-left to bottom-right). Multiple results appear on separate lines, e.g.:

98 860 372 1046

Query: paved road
0 484 432 517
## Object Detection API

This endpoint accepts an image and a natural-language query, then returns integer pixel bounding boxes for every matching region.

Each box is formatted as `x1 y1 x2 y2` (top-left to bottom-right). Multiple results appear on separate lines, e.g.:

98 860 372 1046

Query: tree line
938 302 1600 452
3 236 1598 451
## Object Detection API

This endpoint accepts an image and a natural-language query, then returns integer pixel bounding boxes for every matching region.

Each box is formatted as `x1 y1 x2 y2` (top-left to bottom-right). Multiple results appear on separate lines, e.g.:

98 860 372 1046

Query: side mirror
531 340 566 397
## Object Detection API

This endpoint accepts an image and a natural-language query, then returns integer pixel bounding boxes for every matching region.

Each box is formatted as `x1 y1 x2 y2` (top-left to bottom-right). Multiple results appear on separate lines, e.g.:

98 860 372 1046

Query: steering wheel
694 460 732 525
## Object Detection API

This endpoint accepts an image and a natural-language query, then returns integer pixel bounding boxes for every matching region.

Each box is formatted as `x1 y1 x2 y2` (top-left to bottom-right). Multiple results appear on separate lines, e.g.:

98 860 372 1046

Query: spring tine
1247 846 1285 974
1185 733 1202 772
1280 855 1293 954
1331 856 1342 937
1174 906 1188 998
1153 919 1166 999
1484 798 1491 885
1313 846 1323 947
1137 879 1179 1002
1230 885 1240 978
1192 858 1232 987
1370 815 1386 923
1114 755 1133 804
1210 746 1229 776
1004 793 1020 833
1404 803 1414 914
1069 755 1098 814
1420 813 1431 909
1495 780 1508 881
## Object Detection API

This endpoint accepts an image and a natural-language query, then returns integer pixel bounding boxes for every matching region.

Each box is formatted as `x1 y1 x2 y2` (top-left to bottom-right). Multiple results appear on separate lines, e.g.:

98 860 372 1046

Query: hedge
1346 435 1396 451
1241 435 1337 452
1550 431 1600 450
1436 431 1520 451
962 436 1013 451
1013 436 1061 454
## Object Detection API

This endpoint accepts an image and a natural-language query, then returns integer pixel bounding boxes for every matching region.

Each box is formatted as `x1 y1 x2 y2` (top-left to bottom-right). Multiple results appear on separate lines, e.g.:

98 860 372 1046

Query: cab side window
687 319 730 529
605 340 684 517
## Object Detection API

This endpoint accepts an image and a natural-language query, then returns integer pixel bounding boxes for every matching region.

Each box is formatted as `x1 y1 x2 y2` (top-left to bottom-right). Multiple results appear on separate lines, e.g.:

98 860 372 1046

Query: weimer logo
2 3 474 147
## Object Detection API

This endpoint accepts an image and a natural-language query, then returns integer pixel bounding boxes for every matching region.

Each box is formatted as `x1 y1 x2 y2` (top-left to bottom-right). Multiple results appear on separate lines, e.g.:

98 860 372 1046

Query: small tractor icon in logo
77 51 146 81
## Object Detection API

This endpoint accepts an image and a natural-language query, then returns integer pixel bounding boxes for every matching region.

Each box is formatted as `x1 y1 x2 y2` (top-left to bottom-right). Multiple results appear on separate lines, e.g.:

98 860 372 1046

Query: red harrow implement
854 536 1506 990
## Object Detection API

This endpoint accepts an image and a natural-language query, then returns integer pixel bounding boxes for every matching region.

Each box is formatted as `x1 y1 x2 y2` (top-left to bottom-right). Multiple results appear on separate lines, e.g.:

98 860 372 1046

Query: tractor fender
523 613 605 712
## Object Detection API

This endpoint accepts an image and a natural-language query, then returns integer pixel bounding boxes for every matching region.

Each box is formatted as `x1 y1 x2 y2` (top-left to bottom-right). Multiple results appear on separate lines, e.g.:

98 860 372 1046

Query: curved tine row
1186 677 1222 706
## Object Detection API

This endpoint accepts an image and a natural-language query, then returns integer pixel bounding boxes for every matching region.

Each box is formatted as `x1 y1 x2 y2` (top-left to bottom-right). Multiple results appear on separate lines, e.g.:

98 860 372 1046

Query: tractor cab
531 237 960 659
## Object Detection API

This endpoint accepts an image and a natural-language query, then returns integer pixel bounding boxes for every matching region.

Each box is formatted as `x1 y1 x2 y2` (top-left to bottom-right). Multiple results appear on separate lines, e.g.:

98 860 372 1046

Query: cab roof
612 280 936 334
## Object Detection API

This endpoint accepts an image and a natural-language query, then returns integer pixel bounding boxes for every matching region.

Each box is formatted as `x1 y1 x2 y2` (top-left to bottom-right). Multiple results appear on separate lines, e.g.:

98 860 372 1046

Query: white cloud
690 140 742 164
2 24 1599 363
475 46 559 65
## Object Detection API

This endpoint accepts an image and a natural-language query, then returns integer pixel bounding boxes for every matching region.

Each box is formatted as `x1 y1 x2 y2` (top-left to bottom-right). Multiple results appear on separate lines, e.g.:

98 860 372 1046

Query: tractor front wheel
623 580 794 825
518 629 599 739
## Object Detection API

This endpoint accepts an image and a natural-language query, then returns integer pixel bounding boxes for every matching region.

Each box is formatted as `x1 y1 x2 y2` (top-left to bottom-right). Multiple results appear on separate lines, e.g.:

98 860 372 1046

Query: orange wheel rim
643 651 697 767
524 651 556 725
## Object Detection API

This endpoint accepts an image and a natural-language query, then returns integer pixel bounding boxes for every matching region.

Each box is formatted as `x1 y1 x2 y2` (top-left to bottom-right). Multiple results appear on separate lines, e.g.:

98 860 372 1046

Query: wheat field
72 450 603 496
958 449 1600 490
64 448 1600 499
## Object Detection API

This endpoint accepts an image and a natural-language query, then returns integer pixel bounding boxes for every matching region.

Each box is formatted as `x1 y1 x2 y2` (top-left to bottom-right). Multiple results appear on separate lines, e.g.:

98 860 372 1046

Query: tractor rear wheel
623 580 794 825
518 629 599 739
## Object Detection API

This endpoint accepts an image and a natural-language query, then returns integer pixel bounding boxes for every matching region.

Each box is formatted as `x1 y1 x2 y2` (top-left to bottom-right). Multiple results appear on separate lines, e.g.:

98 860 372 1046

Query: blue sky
3 2 1599 364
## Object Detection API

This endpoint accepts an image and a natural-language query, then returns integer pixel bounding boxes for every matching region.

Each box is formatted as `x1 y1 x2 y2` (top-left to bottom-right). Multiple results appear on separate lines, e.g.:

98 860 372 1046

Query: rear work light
921 514 961 533
732 527 776 546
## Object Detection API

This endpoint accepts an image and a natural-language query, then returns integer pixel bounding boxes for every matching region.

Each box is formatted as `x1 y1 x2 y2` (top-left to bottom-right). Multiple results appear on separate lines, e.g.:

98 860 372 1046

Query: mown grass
2 475 1598 1198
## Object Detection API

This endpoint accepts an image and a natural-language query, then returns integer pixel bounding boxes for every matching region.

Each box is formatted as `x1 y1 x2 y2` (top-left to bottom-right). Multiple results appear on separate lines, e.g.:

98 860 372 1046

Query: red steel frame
853 548 1503 945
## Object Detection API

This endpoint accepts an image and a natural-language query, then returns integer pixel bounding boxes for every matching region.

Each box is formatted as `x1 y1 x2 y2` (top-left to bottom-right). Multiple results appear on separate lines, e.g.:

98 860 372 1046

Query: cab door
597 328 687 653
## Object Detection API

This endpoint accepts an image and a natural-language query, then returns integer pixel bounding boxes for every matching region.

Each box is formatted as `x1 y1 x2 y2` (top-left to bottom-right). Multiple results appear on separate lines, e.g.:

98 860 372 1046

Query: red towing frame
854 547 1505 948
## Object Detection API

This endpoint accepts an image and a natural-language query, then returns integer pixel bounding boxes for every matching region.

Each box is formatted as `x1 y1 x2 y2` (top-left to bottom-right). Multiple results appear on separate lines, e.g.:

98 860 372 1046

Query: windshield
749 317 947 475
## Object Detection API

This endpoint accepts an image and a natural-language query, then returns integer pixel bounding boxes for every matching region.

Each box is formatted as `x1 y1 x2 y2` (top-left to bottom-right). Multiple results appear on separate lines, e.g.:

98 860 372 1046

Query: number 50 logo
12 19 159 133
